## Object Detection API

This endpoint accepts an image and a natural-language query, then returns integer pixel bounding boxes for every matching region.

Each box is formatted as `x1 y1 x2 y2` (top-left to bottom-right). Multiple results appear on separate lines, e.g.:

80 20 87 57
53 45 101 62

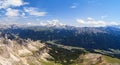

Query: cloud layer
0 0 47 17
24 7 47 16
77 17 119 27
0 0 26 9
5 8 20 17
39 19 65 26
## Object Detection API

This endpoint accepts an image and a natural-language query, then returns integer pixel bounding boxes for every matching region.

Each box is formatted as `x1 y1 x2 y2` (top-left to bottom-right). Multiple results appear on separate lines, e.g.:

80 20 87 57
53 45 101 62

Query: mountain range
0 24 120 65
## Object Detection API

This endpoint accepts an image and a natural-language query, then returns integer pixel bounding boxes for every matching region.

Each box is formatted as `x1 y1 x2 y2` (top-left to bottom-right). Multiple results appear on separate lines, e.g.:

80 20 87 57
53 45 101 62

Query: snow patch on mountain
40 19 66 28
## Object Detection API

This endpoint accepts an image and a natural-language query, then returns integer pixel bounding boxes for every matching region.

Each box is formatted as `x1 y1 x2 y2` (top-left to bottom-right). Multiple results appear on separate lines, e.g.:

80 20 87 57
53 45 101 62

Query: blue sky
0 0 120 27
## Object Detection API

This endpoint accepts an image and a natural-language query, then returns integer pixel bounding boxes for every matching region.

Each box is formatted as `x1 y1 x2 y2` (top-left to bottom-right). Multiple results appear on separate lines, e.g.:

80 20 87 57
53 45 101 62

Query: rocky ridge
0 37 50 65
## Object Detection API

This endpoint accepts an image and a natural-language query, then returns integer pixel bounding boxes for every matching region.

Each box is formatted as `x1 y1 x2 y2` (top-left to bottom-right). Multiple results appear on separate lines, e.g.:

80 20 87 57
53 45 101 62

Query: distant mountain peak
40 19 66 28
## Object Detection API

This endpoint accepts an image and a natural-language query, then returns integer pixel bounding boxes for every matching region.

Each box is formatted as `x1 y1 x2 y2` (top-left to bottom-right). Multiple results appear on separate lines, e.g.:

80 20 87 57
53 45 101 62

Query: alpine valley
0 24 120 65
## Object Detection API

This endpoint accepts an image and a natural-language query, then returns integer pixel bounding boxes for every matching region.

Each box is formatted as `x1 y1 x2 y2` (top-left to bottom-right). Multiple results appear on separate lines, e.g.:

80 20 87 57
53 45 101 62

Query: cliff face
0 38 50 65
0 36 119 65
0 37 103 65
0 37 120 65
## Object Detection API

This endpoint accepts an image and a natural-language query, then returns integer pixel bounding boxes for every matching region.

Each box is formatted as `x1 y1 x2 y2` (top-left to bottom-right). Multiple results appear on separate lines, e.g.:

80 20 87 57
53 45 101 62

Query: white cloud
26 19 64 26
0 0 28 9
24 7 47 16
40 19 65 27
47 19 62 26
0 0 47 18
77 17 119 27
70 3 78 9
71 5 77 8
0 0 28 17
26 21 41 26
0 0 47 24
5 8 20 17
27 22 32 25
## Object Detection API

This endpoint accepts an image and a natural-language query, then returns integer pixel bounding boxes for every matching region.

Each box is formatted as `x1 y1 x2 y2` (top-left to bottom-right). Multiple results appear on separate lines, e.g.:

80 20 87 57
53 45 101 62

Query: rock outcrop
0 37 50 65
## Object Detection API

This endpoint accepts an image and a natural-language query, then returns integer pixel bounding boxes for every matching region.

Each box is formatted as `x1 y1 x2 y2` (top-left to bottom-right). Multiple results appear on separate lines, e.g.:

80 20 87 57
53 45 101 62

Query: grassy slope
37 55 120 65
103 55 120 63
38 59 83 65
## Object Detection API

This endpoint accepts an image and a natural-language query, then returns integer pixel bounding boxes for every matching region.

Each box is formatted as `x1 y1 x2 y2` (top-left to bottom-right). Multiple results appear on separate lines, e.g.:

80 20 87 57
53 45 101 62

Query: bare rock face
81 53 120 65
83 53 102 65
0 38 50 65
18 48 33 57
0 46 10 58
0 37 119 65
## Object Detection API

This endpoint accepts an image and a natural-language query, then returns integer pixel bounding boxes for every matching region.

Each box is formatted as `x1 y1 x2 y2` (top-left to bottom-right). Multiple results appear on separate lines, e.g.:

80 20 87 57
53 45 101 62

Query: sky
0 0 120 27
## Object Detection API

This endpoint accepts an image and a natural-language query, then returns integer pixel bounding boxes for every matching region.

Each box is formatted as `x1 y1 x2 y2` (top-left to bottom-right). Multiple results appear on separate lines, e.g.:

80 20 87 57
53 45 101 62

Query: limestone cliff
0 38 50 65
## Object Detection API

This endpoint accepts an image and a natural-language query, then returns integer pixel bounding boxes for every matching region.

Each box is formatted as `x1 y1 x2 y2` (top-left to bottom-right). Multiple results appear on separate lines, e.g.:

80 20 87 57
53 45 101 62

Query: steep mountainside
0 25 120 65
0 37 119 65
1 25 120 58
0 37 50 65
